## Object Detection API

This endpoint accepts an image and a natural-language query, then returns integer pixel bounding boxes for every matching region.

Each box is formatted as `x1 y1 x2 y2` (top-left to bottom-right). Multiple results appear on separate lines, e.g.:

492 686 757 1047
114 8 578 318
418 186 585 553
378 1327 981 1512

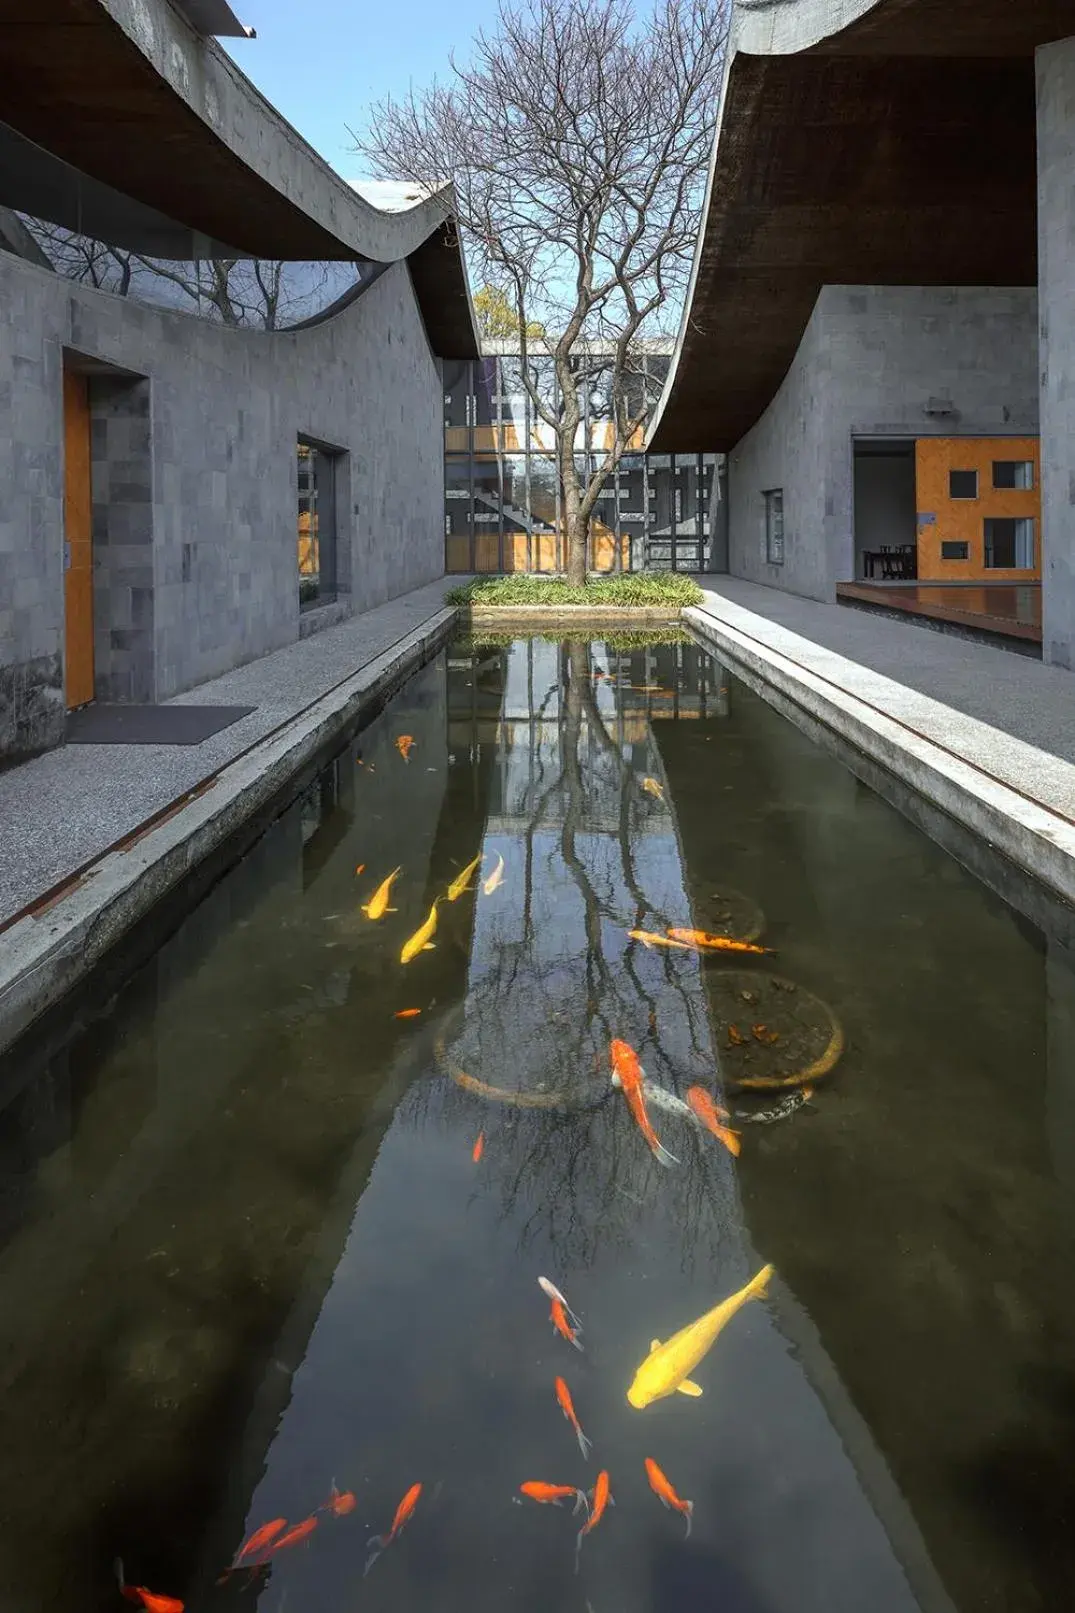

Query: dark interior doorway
853 440 917 580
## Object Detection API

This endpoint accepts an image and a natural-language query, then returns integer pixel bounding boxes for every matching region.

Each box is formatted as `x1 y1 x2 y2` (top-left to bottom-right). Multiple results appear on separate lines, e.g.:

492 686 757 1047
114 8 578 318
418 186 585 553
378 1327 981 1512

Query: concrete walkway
688 576 1075 905
0 577 454 930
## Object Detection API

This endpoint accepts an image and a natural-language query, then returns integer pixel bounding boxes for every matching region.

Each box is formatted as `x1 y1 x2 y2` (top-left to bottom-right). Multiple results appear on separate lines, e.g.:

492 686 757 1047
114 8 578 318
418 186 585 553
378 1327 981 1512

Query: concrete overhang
649 0 1075 452
0 0 478 356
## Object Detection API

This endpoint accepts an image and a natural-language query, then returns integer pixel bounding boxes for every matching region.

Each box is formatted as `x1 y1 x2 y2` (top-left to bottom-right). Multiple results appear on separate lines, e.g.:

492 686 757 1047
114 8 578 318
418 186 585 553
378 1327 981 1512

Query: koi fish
114 1563 184 1613
644 1459 694 1538
472 1131 485 1163
610 1070 700 1130
735 1087 813 1125
627 930 692 951
555 1376 593 1460
364 1482 422 1576
626 1264 774 1408
609 1039 678 1168
447 853 483 902
325 1483 356 1517
362 867 401 920
551 1297 584 1351
575 1471 613 1572
520 1481 588 1513
538 1276 582 1333
483 853 505 894
400 901 438 964
666 927 771 956
232 1518 287 1566
641 777 665 801
396 734 416 761
271 1516 318 1552
354 863 366 877
395 1008 422 1019
686 1086 741 1157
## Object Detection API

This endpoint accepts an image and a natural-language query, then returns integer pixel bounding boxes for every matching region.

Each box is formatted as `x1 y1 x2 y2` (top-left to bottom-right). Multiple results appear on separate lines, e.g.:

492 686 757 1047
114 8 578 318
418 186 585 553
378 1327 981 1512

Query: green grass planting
444 573 703 608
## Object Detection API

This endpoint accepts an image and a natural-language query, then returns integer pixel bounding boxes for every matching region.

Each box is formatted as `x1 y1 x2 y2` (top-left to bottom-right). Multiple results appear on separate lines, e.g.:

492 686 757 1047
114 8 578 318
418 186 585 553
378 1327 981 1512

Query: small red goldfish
644 1458 694 1537
609 1039 678 1168
271 1516 318 1552
114 1562 184 1613
365 1482 422 1576
555 1376 593 1460
686 1086 741 1157
396 735 416 761
520 1481 588 1513
575 1471 613 1571
232 1518 287 1566
666 927 771 956
472 1131 485 1163
550 1297 584 1352
354 863 366 877
395 1008 422 1019
324 1483 357 1517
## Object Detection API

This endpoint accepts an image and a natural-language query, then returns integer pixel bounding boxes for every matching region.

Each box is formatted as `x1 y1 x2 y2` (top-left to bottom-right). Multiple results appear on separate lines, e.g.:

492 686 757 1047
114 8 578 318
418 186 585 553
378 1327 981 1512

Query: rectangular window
940 540 969 560
949 469 978 499
992 459 1034 490
764 489 784 564
297 439 337 610
984 516 1035 569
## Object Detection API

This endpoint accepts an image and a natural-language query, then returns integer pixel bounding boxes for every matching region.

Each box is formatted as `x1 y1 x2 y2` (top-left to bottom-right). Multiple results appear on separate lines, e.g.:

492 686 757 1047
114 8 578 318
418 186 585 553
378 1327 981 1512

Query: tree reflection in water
402 635 741 1276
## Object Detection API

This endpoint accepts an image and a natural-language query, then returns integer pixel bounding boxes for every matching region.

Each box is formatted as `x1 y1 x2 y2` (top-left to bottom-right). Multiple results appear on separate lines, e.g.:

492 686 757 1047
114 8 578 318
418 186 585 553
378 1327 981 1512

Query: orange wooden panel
445 536 472 573
445 427 469 452
63 370 94 709
474 535 501 573
504 535 530 571
914 437 1040 581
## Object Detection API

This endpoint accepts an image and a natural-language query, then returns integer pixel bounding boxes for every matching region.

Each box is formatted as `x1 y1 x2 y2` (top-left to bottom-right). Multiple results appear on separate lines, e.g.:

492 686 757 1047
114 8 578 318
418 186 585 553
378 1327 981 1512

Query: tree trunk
565 513 589 586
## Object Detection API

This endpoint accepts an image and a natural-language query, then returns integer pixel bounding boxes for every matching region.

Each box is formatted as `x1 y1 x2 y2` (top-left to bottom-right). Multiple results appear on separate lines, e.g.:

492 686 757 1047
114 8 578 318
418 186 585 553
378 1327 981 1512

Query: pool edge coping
685 601 1075 911
0 606 457 1058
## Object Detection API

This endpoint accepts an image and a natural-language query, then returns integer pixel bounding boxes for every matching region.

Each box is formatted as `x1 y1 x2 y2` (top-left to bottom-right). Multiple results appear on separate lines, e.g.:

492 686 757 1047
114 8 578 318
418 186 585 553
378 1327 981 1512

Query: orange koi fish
555 1376 593 1460
483 853 505 894
538 1276 582 1333
575 1470 613 1571
627 929 691 951
550 1297 584 1352
395 1007 422 1019
472 1131 485 1163
520 1481 588 1513
271 1516 318 1553
232 1518 287 1566
396 734 416 761
666 928 771 956
114 1563 184 1613
365 1482 422 1577
354 863 366 877
325 1483 357 1517
644 1458 694 1538
686 1086 741 1158
609 1040 678 1168
362 867 401 920
400 900 438 964
641 777 665 802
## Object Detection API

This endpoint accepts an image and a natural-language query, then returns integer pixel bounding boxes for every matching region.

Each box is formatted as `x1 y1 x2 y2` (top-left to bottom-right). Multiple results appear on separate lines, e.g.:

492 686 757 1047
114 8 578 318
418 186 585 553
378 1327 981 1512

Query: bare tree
356 0 728 586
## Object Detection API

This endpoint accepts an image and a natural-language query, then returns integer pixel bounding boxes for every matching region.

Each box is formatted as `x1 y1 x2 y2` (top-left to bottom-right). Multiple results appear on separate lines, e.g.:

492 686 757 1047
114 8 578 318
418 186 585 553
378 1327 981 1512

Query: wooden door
63 370 94 709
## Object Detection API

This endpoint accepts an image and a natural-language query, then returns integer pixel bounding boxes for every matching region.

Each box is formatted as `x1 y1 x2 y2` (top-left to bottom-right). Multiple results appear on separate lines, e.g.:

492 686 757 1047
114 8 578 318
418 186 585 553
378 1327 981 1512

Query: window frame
948 468 979 500
764 488 784 565
983 515 1035 570
991 459 1034 491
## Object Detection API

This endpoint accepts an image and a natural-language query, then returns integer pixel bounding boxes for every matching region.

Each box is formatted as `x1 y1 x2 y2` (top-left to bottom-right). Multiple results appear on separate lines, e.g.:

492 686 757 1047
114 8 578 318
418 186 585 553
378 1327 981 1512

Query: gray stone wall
0 253 445 760
1037 36 1075 670
727 285 1040 602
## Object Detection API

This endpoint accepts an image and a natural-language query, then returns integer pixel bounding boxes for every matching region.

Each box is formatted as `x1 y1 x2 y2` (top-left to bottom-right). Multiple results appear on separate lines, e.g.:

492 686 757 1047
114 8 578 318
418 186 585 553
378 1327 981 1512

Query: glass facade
442 354 721 573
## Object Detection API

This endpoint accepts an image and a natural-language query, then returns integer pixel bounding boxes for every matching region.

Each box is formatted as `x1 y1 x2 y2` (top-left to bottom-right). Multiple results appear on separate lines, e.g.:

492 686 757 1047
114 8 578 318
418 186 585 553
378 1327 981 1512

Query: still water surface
1 635 1073 1613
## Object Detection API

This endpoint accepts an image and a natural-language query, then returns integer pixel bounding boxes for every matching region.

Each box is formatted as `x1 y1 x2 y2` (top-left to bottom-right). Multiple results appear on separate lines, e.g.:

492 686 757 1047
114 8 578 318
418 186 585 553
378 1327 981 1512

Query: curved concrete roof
0 0 478 356
649 0 1074 451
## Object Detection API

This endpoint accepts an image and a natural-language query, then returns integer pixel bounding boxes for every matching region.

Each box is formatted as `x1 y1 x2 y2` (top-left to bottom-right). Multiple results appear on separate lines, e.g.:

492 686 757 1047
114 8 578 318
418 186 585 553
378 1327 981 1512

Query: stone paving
0 578 455 928
692 576 1075 820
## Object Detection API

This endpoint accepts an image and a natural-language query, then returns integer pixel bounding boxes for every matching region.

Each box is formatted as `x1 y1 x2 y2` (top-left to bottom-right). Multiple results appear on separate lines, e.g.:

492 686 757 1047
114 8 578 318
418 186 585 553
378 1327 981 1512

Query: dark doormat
66 704 256 745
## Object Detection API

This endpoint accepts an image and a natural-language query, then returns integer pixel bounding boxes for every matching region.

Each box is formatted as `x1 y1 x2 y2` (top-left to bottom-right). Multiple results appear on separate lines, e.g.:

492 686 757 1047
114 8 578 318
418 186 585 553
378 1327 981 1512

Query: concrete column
707 455 729 572
1037 36 1075 669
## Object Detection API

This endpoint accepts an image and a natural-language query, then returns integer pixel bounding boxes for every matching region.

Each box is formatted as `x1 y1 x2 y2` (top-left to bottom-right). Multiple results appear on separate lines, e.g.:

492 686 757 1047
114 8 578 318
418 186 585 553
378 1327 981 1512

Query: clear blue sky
223 0 499 177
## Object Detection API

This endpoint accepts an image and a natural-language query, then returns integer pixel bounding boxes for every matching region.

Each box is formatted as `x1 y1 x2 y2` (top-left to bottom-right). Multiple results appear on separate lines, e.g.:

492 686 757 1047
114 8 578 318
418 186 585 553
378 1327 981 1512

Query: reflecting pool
0 635 1073 1613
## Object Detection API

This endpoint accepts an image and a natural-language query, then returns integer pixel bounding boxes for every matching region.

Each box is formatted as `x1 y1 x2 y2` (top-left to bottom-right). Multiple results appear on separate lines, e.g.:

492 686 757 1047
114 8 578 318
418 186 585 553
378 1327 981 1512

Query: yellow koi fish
400 901 438 964
483 854 505 895
627 930 691 951
447 853 483 902
362 867 401 921
627 1264 774 1408
641 777 664 802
